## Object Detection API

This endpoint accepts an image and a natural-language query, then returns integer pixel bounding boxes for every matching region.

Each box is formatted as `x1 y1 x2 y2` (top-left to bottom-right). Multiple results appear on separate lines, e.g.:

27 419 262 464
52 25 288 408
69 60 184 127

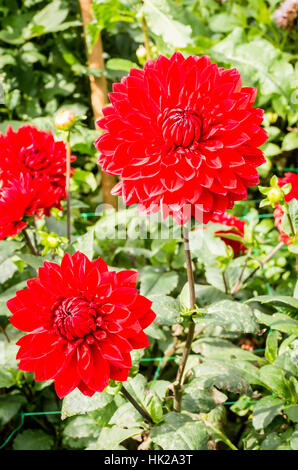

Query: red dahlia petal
54 358 80 398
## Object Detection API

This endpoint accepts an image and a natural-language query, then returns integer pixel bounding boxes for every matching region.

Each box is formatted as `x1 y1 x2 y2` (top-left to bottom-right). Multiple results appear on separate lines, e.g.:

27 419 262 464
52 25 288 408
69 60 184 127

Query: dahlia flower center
159 107 202 148
19 145 49 171
53 297 99 340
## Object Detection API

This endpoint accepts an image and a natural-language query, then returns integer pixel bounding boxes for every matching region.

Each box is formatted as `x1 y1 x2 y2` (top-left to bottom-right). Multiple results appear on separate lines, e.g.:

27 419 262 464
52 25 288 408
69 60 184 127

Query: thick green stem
65 137 72 243
23 228 38 256
121 385 153 424
141 17 151 60
173 226 196 412
287 213 295 238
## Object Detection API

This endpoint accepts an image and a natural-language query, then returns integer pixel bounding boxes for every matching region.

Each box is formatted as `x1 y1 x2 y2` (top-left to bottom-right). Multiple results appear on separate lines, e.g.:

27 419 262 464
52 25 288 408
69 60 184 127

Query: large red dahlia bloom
8 252 156 398
273 172 298 244
0 125 75 214
210 212 246 255
95 52 267 224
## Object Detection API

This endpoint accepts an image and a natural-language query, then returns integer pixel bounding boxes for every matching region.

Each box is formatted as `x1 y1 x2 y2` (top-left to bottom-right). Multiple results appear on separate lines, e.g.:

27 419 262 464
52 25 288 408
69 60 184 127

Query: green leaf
0 394 26 426
23 0 71 39
265 330 281 363
17 254 44 271
182 380 227 413
147 380 170 401
192 337 265 364
282 132 298 151
143 0 192 49
0 258 18 284
13 430 54 450
194 300 258 333
72 229 94 260
139 266 178 296
109 402 143 428
259 364 293 399
0 369 15 388
0 240 23 264
274 340 298 377
106 58 139 72
61 388 114 419
147 392 163 424
284 405 298 423
260 432 289 450
148 294 180 326
63 415 97 449
124 375 164 423
180 283 229 309
255 311 298 336
87 426 142 450
150 412 208 450
209 13 245 33
189 228 227 263
210 29 297 116
0 281 28 317
192 360 251 395
252 396 285 430
72 169 97 192
288 199 298 235
249 295 298 311
290 425 298 450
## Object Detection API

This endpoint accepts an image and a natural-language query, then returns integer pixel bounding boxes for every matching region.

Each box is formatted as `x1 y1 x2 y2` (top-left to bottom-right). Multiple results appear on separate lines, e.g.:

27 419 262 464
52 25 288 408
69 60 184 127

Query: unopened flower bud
136 46 146 60
54 109 76 131
47 235 59 248
268 187 283 204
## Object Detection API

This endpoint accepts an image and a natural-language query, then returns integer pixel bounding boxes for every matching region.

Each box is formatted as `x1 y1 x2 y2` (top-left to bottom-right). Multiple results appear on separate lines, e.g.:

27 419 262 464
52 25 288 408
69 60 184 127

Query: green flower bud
268 187 283 204
136 45 146 60
47 235 59 248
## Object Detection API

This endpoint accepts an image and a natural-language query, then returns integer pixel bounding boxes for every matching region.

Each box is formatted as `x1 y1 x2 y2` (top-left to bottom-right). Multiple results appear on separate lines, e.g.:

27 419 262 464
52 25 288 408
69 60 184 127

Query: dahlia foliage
0 125 74 240
95 52 267 224
8 252 156 398
273 172 298 244
211 212 246 255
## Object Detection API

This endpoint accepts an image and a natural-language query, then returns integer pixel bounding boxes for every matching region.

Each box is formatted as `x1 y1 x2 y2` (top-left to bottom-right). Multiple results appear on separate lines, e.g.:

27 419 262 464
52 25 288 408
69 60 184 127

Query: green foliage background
0 0 297 451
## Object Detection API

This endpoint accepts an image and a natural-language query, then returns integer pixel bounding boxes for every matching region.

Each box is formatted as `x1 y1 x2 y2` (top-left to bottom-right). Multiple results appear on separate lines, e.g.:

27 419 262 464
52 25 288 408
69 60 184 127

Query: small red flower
8 252 156 398
0 125 75 215
273 172 298 244
211 212 246 255
95 52 267 224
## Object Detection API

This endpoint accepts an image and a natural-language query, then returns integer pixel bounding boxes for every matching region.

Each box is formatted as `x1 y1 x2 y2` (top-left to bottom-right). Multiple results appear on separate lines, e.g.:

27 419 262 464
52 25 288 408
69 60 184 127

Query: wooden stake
79 0 117 209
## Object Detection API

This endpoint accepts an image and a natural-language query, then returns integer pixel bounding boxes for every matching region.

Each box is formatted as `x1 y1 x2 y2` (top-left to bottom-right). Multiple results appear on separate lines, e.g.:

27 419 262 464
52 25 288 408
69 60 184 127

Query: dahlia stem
230 248 252 295
141 16 151 60
173 226 196 412
23 228 38 256
121 385 153 424
0 325 10 343
287 213 295 238
232 241 284 294
65 137 71 243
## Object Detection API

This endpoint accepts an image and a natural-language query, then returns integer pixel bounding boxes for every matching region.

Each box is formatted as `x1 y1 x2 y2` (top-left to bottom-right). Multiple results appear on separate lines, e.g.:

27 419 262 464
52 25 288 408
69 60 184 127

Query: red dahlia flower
95 52 267 224
0 171 69 241
210 212 246 255
273 172 298 244
0 172 62 240
0 174 36 240
8 252 156 398
0 125 75 214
